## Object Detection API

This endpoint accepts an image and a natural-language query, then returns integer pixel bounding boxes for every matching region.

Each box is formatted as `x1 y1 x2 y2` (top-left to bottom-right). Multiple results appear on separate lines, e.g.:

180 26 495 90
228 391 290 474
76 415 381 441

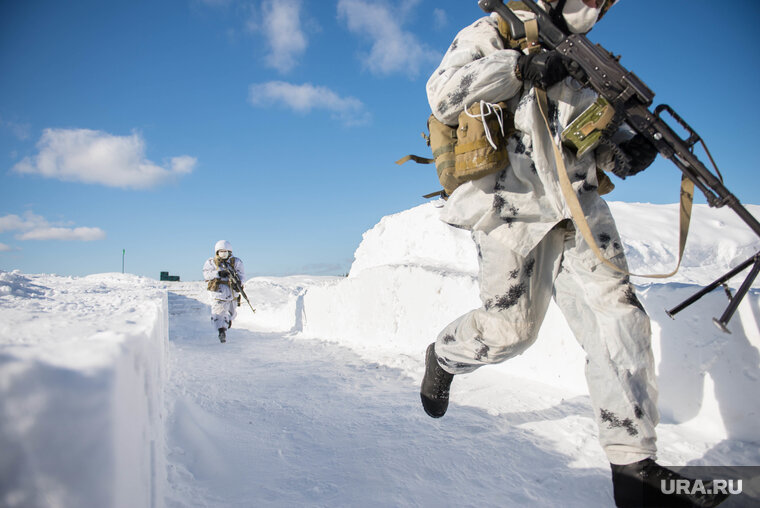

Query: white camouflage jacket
203 256 245 301
427 13 633 263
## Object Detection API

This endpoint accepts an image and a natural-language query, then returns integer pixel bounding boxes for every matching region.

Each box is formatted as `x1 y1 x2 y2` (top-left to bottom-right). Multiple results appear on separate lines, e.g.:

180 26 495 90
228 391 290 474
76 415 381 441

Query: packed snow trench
2 201 760 507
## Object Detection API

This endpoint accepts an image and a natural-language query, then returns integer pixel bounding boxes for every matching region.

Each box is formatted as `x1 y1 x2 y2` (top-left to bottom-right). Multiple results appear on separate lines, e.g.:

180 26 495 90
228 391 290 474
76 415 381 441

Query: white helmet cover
214 239 232 253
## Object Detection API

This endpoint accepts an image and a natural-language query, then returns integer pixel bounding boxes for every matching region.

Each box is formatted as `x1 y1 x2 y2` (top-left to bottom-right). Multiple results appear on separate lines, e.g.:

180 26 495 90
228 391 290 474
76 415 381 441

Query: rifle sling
535 88 693 279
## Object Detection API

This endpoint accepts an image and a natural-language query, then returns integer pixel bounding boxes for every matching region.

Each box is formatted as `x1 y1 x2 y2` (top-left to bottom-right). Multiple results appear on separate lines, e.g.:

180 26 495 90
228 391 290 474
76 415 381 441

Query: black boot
611 458 729 507
420 343 454 418
218 328 226 343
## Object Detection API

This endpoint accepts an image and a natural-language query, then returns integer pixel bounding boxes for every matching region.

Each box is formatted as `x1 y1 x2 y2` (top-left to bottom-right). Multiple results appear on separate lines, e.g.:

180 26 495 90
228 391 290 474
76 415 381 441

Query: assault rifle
478 0 760 332
220 261 256 314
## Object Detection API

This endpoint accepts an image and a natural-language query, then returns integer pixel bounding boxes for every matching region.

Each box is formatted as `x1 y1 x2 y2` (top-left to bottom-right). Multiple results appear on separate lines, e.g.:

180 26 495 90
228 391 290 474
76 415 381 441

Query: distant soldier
203 240 245 343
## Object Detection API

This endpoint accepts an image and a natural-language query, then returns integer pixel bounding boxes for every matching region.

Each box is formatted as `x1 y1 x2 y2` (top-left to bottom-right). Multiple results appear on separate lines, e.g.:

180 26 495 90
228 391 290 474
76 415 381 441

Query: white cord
464 100 505 150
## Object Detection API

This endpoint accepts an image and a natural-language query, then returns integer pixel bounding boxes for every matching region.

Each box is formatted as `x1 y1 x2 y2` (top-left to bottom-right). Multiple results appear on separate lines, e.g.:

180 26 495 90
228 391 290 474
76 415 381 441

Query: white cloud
0 211 105 242
0 115 31 140
261 0 307 73
337 0 440 77
433 8 447 30
0 242 12 252
249 81 370 125
11 128 197 189
17 227 105 242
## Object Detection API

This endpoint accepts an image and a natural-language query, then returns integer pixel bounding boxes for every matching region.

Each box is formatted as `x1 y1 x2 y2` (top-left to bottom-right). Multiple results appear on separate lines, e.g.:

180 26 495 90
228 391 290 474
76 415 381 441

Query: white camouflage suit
427 9 658 465
203 256 245 330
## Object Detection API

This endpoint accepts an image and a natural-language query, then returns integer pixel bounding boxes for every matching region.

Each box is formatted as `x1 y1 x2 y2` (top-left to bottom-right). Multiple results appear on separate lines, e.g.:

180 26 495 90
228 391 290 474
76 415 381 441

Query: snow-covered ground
1 201 759 507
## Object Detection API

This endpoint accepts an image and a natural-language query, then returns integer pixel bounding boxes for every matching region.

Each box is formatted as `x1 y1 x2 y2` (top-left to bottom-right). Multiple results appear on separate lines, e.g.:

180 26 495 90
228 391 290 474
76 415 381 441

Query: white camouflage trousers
210 297 237 330
435 221 659 465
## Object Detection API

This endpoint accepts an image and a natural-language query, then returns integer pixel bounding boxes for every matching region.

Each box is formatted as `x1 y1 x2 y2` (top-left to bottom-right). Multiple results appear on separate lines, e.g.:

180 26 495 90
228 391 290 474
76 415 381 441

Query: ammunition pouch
561 96 617 196
420 101 513 196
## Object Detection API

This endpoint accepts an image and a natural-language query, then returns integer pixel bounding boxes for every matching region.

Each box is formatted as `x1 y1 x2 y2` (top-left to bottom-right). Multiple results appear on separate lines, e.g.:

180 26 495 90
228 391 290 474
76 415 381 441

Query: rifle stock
479 0 760 331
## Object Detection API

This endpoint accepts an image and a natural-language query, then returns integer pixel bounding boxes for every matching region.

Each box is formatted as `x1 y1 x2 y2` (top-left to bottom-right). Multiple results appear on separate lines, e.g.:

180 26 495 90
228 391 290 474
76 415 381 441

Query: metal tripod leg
666 252 760 333
712 254 760 333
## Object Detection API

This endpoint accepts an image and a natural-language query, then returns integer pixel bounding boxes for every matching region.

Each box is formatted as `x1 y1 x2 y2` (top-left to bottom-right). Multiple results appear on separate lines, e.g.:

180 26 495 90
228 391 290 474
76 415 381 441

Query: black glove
218 269 229 278
615 134 658 178
517 51 586 89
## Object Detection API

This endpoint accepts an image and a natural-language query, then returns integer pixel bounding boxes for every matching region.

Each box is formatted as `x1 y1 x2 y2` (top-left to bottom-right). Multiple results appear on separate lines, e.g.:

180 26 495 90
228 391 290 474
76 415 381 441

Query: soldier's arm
426 16 523 125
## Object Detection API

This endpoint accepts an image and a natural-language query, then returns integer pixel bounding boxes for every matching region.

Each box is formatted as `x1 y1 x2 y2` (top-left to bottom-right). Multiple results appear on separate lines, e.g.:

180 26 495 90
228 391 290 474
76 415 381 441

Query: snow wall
248 201 760 445
0 272 168 508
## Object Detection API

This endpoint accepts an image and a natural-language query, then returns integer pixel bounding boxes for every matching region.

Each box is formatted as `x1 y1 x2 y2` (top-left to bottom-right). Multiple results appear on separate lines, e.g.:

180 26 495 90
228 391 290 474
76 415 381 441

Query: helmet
214 240 232 254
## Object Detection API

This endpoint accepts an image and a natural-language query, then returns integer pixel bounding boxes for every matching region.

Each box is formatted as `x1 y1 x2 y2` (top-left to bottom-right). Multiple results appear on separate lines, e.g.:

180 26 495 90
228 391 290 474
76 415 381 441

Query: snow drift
0 272 168 508
250 201 760 445
1 201 759 507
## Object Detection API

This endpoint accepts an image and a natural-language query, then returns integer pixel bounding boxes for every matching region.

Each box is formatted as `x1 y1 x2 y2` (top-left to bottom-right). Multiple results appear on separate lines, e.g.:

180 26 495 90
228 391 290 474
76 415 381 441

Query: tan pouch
453 101 512 186
426 114 459 195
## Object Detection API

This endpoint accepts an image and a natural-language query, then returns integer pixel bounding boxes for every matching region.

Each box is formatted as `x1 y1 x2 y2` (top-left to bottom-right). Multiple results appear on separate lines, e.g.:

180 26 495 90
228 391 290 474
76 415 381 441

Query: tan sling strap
535 88 694 278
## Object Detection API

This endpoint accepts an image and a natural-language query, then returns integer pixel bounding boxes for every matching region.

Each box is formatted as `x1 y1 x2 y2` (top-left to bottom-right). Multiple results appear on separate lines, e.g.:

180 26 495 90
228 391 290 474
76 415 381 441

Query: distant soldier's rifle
221 260 256 314
478 0 760 332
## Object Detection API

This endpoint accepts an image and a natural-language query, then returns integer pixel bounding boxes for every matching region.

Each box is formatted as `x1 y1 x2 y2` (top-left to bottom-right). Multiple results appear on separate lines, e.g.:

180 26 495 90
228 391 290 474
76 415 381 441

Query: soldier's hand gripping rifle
478 0 760 332
221 261 256 314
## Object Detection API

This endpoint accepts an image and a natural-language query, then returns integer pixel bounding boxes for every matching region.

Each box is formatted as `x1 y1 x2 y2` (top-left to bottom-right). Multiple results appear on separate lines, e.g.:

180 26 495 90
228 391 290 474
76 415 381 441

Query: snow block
297 202 760 444
0 272 168 508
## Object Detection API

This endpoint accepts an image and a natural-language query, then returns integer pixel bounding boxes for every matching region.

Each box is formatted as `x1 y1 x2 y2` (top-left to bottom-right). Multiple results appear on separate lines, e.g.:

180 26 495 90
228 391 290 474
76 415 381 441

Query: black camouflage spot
598 232 611 250
494 283 527 310
474 337 490 361
471 50 484 60
494 193 519 219
509 268 520 280
573 171 587 182
484 298 493 310
634 405 644 419
493 193 506 211
448 73 476 108
524 258 535 278
437 99 449 117
451 38 459 51
438 69 446 76
623 286 646 313
529 161 538 174
613 241 621 251
600 409 639 437
581 181 598 193
516 93 535 114
512 134 526 155
442 334 456 344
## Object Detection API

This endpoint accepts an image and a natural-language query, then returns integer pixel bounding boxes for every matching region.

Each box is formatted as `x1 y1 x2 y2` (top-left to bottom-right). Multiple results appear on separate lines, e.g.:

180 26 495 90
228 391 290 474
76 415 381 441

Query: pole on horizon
122 249 125 274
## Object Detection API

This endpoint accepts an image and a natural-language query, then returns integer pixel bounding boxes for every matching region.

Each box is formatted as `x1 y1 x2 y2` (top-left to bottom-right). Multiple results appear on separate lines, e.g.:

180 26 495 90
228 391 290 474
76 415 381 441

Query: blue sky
1 0 759 281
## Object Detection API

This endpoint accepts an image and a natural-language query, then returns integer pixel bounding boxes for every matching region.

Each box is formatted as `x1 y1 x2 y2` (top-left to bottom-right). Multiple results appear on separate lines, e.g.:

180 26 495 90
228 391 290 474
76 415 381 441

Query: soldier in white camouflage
203 240 245 343
419 1 727 506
